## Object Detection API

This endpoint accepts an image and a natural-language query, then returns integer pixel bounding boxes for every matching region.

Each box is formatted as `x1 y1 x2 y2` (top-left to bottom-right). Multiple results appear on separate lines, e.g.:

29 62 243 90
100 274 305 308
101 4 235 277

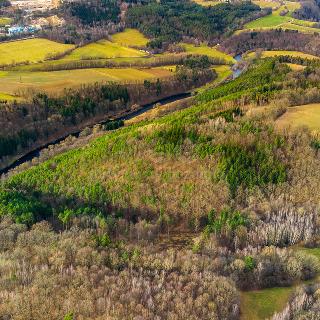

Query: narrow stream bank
0 92 191 176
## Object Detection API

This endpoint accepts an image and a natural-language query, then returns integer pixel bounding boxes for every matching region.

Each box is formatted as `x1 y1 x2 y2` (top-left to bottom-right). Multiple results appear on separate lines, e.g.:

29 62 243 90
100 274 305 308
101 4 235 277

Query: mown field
192 0 222 6
0 92 19 101
249 50 319 60
212 65 232 82
0 68 171 95
62 40 147 61
252 0 279 9
181 43 235 63
276 103 320 131
111 28 149 47
0 17 12 26
286 63 306 71
0 30 236 99
240 286 295 320
0 38 74 65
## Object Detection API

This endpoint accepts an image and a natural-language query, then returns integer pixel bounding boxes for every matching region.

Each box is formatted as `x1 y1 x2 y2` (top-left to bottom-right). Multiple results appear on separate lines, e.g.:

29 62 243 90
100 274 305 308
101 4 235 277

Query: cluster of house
0 24 41 36
0 14 64 37
7 24 40 35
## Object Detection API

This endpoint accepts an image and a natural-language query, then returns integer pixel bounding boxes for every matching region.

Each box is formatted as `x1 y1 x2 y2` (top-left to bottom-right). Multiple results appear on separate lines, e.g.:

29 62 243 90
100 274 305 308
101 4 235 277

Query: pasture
0 17 12 26
276 103 320 131
192 0 222 6
249 50 319 60
242 1 320 34
181 43 235 63
0 92 19 101
63 40 147 61
252 0 279 9
245 14 289 28
286 63 306 71
0 38 74 66
111 28 149 47
0 67 171 96
279 22 320 34
213 65 232 82
240 286 295 320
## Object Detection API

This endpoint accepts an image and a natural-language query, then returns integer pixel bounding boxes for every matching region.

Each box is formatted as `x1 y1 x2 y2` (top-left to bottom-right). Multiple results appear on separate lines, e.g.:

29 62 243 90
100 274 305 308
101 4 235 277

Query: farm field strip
0 17 12 26
0 38 74 65
192 0 222 6
248 50 320 60
180 43 235 63
62 39 147 61
0 67 172 95
111 28 149 47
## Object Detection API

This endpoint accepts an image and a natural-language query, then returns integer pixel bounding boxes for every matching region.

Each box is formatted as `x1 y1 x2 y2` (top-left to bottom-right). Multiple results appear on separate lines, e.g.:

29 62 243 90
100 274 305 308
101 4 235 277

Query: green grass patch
111 28 149 47
0 38 74 65
252 0 279 9
63 39 147 61
245 14 290 28
181 43 235 63
240 286 295 320
192 0 221 6
0 68 171 95
213 65 232 82
0 92 20 101
0 17 12 26
276 103 320 131
280 22 320 34
297 247 320 261
249 50 319 60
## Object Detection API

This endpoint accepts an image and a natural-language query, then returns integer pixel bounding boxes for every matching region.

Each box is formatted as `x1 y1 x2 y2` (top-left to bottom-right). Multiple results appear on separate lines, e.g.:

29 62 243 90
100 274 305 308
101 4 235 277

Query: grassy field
279 22 320 33
286 63 306 71
0 17 12 26
111 28 149 47
242 0 320 34
298 247 320 261
249 50 319 60
63 40 147 61
245 14 290 28
181 43 235 63
0 92 20 101
213 65 232 82
0 68 171 96
240 286 295 320
276 103 320 131
252 0 280 9
0 38 74 65
192 0 222 6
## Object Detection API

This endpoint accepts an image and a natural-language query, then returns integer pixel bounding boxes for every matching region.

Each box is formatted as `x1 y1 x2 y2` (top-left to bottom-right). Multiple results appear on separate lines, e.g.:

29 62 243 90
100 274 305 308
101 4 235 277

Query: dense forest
293 0 320 22
2 0 320 319
64 0 120 26
0 0 10 8
126 0 263 46
0 56 320 319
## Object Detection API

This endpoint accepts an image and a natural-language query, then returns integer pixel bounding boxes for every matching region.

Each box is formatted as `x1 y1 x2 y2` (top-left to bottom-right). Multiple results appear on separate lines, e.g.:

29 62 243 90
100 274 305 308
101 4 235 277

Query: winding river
0 55 245 176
